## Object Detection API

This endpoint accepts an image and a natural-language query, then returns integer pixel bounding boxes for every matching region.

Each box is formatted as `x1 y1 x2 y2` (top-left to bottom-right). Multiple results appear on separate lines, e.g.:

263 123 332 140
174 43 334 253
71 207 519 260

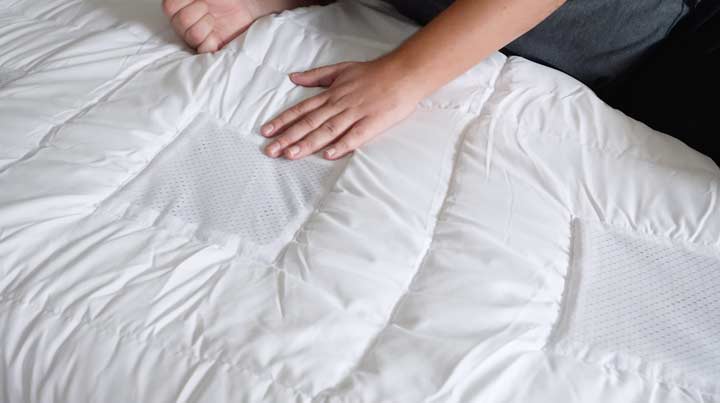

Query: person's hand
162 0 255 53
261 59 426 160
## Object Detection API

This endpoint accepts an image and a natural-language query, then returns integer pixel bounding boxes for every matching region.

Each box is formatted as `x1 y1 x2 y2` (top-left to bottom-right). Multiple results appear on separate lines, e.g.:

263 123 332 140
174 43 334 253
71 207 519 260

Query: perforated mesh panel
0 66 24 87
553 220 720 387
120 114 342 246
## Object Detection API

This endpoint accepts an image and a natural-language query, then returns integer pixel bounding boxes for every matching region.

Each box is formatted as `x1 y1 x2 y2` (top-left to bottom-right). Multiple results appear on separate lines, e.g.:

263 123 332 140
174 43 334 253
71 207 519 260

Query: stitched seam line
544 217 720 398
550 342 720 399
572 215 720 251
493 63 720 178
0 294 312 400
221 42 483 115
0 49 180 178
0 2 167 45
310 100 477 403
543 217 582 350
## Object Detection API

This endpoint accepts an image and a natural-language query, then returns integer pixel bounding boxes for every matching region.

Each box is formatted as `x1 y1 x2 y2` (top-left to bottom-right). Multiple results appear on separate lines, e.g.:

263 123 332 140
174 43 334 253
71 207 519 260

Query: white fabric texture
550 220 720 395
0 67 23 87
0 0 719 402
120 113 344 259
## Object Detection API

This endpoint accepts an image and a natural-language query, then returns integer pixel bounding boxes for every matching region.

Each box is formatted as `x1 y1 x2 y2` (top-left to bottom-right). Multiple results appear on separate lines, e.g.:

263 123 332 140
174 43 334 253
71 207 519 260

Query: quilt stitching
572 216 720 252
0 232 406 401
14 1 715 401
90 98 486 251
220 43 485 115
92 107 204 214
74 54 508 402
273 12 398 52
0 49 181 177
0 294 313 401
551 341 720 400
546 217 720 351
310 108 481 403
0 208 395 399
544 217 582 350
89 199 408 326
545 217 720 398
0 3 168 45
507 93 720 178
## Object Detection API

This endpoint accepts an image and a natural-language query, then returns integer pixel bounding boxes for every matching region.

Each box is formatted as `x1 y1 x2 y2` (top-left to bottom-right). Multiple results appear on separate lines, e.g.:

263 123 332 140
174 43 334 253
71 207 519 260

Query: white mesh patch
118 113 342 249
0 66 24 87
550 220 720 392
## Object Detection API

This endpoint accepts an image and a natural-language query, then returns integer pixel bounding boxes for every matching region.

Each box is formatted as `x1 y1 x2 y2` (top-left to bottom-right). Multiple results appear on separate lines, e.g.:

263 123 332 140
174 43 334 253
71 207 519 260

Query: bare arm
383 0 565 99
261 0 566 160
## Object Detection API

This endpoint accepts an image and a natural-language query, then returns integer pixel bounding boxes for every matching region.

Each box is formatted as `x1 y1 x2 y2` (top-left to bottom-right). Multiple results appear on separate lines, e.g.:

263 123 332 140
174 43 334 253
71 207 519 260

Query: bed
1 0 719 402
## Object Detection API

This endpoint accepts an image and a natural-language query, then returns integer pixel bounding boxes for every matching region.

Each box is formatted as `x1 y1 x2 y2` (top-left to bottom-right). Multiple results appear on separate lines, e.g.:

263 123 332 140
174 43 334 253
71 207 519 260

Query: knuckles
275 137 292 148
161 0 177 16
296 141 312 153
300 115 317 130
174 2 207 28
185 27 204 44
321 120 338 135
177 12 196 28
289 103 306 117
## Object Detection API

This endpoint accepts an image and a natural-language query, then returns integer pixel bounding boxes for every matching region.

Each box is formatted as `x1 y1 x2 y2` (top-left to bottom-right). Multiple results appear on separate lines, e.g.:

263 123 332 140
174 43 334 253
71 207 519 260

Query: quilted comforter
1 0 719 402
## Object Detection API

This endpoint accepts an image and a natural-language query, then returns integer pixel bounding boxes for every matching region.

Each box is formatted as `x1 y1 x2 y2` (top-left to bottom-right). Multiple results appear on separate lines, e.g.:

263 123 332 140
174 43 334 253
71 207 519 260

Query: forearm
380 0 566 98
258 0 567 160
246 0 332 18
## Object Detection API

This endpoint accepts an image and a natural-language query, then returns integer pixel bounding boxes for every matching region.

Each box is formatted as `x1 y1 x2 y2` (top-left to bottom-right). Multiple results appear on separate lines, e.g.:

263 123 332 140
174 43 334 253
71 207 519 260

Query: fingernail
325 148 336 159
286 145 300 158
261 124 273 136
267 143 280 157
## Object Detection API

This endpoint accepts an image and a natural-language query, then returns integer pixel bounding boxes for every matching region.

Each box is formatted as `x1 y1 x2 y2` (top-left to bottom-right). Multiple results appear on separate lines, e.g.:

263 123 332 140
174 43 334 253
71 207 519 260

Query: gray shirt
385 0 692 91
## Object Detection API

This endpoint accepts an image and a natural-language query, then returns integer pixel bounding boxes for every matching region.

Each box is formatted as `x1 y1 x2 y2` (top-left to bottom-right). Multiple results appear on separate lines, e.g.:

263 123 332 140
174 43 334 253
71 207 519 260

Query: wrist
374 52 440 101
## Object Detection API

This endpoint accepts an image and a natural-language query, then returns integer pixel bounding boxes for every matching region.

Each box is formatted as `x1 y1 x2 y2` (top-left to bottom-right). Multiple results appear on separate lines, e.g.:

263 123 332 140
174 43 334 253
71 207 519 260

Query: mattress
1 0 719 402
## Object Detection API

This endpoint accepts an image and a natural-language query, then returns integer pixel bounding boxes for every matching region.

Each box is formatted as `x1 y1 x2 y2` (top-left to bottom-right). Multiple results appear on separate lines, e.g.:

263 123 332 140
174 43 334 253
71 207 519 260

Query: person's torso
384 0 694 90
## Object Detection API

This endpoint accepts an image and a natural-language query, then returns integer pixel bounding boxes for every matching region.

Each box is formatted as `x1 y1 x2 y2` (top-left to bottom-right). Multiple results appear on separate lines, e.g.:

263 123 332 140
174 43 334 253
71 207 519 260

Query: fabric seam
310 94 480 403
0 49 181 178
0 294 312 401
544 217 720 398
543 217 582 350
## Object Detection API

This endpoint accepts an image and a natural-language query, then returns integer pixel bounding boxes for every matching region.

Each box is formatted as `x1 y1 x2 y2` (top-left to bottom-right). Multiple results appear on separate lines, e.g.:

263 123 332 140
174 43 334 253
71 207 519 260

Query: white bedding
1 0 719 402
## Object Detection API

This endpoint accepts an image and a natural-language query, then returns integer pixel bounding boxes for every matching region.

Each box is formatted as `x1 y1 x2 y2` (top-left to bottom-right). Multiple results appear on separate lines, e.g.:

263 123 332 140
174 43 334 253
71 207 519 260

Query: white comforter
1 0 719 402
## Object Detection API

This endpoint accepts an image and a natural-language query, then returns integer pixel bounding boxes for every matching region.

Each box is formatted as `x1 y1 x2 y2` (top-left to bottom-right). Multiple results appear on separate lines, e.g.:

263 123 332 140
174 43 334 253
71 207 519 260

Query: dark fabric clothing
611 0 719 167
385 0 691 93
385 0 718 167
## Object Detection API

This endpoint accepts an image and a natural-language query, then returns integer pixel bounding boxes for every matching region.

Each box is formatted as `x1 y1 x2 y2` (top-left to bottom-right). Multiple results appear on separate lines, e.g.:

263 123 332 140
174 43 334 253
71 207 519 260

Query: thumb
290 62 353 88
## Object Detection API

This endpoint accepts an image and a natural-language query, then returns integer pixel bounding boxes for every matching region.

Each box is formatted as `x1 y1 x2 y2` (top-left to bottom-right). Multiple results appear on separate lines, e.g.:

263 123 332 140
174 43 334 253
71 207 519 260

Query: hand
261 59 424 160
162 0 255 53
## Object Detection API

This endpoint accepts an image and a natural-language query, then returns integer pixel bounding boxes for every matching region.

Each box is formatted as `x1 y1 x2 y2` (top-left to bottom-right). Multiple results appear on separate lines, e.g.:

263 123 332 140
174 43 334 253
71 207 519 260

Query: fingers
261 94 329 137
162 0 193 17
261 62 359 137
289 63 352 88
324 118 374 160
163 0 221 53
264 104 343 158
184 14 214 47
170 1 208 42
197 32 221 53
259 61 382 160
282 111 358 160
